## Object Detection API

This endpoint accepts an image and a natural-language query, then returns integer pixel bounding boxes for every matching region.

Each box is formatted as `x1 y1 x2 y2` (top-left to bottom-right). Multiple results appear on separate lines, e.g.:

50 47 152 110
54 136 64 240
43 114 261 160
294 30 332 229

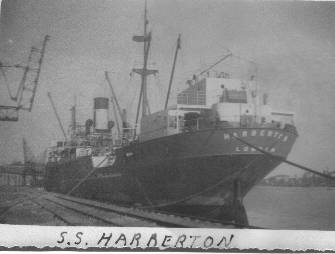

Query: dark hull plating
45 127 297 222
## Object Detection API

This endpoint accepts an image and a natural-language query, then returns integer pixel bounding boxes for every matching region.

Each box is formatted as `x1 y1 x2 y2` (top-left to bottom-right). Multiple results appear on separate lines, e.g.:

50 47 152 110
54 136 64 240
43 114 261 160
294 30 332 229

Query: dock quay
0 186 258 228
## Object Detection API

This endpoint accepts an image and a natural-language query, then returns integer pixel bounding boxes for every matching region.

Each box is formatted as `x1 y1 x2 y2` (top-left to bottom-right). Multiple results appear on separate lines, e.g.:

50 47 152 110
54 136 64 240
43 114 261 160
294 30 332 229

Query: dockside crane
0 35 50 121
47 92 68 141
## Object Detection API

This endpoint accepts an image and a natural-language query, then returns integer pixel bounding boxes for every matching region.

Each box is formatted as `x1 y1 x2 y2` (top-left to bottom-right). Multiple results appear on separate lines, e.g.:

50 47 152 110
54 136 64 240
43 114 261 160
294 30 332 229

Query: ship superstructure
46 97 126 169
140 72 295 143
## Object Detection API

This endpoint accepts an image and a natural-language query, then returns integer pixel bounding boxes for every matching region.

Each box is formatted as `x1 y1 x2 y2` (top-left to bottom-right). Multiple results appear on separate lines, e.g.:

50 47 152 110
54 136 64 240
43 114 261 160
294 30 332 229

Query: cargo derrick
47 92 68 141
164 34 181 110
104 71 133 144
105 71 122 136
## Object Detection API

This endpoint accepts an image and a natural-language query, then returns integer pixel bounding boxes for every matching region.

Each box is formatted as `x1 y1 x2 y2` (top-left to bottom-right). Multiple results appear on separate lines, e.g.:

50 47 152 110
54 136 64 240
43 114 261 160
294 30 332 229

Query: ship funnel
93 97 109 133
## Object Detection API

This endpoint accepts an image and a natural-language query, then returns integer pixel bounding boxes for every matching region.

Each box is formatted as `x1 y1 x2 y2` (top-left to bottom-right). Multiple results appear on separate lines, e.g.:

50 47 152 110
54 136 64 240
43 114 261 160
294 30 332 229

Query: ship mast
142 0 149 117
132 0 158 136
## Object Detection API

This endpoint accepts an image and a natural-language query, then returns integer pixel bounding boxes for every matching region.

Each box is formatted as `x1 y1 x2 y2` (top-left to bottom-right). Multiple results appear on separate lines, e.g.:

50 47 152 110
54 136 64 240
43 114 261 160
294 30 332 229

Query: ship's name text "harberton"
224 129 289 142
227 129 289 153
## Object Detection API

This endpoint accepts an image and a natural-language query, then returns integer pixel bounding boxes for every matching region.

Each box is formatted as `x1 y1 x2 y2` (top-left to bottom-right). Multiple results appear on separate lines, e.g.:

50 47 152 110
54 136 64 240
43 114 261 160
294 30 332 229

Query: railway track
25 192 257 228
0 188 261 228
0 198 26 223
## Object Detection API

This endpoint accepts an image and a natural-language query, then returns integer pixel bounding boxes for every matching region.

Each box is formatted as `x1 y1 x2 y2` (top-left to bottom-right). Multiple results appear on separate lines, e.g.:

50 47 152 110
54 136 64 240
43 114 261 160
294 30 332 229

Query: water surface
244 186 335 230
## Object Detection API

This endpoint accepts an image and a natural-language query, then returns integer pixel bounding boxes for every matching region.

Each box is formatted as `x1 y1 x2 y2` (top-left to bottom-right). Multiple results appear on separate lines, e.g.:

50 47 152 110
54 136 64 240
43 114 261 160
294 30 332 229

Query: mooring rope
232 135 335 182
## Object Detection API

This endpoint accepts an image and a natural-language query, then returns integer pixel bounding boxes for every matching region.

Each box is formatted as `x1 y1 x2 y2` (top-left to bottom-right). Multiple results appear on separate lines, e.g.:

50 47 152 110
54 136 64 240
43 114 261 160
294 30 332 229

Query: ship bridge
139 76 295 142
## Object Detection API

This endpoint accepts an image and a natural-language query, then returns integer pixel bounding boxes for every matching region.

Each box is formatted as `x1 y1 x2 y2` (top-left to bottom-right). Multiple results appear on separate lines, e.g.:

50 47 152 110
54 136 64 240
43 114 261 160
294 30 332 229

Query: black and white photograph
0 0 335 250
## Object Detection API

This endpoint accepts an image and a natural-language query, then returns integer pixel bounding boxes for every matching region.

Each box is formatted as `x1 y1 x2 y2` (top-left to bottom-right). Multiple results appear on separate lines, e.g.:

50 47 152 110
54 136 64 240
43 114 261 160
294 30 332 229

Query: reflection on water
244 186 335 230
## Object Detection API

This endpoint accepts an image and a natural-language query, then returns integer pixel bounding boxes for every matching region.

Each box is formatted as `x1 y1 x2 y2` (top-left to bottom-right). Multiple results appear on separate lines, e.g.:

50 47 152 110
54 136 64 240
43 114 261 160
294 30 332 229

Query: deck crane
0 35 50 121
47 92 68 141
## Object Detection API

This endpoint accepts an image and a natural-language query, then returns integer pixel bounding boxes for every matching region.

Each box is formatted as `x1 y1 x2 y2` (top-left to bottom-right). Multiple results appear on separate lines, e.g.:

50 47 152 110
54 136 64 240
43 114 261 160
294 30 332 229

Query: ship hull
45 127 297 224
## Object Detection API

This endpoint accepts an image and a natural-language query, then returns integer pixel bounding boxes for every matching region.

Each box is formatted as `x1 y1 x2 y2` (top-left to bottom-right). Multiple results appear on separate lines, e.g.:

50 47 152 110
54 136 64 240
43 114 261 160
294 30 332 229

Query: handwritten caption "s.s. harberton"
56 230 234 249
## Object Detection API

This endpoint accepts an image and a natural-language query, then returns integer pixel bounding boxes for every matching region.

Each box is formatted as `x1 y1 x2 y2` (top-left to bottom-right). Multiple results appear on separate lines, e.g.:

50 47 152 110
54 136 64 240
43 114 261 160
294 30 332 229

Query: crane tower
0 35 50 121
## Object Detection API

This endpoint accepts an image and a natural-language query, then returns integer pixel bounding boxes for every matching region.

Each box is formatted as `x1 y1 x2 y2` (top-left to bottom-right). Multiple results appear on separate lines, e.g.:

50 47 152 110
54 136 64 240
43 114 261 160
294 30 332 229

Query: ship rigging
131 0 158 136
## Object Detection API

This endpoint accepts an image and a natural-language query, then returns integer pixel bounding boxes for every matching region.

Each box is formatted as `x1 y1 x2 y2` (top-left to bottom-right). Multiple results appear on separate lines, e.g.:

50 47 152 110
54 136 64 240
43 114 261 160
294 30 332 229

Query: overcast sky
1 0 335 176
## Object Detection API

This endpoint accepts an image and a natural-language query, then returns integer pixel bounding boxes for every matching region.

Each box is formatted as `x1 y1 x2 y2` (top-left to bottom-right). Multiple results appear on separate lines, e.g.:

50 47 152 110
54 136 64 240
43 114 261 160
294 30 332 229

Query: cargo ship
44 4 298 225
